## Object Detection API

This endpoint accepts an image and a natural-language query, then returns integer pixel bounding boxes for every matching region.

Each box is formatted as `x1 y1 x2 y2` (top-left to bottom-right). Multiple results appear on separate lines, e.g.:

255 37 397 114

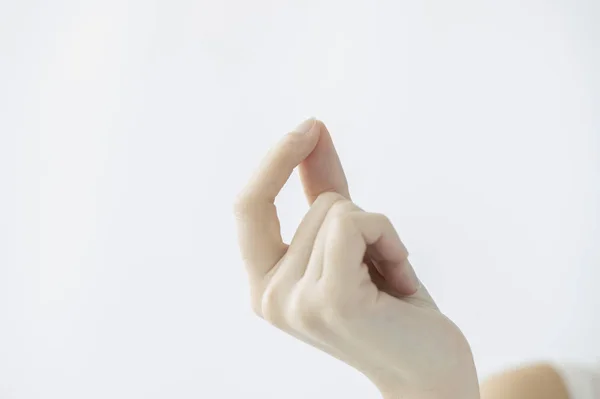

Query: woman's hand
234 119 480 399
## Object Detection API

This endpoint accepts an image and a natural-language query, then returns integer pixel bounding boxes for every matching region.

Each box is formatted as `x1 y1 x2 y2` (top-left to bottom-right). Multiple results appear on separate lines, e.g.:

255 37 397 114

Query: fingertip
313 118 325 141
294 117 317 134
291 117 321 150
314 118 326 130
394 259 421 296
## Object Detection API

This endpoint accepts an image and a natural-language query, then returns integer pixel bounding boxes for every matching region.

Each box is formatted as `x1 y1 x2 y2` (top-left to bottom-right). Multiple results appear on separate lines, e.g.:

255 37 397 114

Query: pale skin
234 118 571 399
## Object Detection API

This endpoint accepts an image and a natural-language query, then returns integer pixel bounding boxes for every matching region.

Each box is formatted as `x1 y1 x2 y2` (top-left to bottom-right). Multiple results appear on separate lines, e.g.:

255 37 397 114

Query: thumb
298 120 351 204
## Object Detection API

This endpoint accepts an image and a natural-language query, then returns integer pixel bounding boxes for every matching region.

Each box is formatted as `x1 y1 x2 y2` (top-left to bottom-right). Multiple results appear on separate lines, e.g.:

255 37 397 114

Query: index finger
234 118 321 276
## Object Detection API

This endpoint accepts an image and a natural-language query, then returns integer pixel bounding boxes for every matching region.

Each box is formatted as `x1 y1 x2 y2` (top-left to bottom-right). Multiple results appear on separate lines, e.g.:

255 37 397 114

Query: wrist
371 355 480 399
375 372 480 399
377 380 480 399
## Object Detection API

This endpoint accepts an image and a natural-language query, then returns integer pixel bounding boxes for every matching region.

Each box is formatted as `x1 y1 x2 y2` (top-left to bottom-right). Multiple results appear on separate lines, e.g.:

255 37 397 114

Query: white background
1 1 599 398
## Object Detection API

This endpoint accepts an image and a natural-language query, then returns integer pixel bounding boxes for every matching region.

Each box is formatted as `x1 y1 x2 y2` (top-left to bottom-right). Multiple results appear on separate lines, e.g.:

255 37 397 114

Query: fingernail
294 117 316 134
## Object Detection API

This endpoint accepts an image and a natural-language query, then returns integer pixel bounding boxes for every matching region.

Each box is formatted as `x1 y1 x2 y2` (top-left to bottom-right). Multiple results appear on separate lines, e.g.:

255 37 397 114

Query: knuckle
330 211 356 235
314 191 346 205
320 301 346 326
329 198 355 213
249 287 264 317
250 298 262 317
233 192 254 217
328 201 359 225
260 285 283 327
373 212 391 224
320 283 353 322
287 290 322 331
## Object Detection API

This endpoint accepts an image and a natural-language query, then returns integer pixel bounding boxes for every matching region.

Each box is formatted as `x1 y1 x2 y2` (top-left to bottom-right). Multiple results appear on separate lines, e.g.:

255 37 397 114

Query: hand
234 119 480 399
